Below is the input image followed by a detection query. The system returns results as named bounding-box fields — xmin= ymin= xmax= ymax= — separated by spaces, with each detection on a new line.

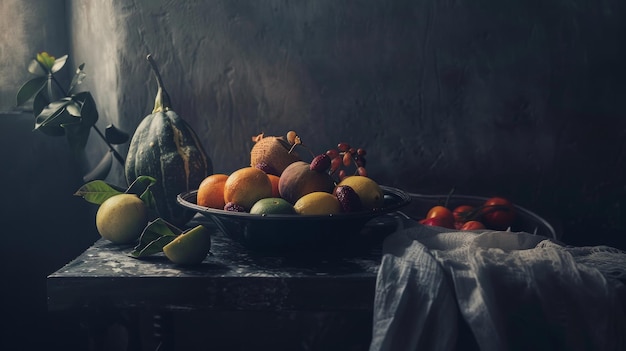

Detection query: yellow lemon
xmin=96 ymin=194 xmax=148 ymax=244
xmin=293 ymin=192 xmax=341 ymax=215
xmin=336 ymin=176 xmax=384 ymax=210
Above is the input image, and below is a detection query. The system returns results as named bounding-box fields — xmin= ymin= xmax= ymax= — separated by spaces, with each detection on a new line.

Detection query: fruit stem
xmin=288 ymin=143 xmax=315 ymax=158
xmin=146 ymin=54 xmax=172 ymax=113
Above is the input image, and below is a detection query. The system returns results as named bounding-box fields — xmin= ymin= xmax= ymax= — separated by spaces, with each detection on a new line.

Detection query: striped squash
xmin=125 ymin=55 xmax=212 ymax=227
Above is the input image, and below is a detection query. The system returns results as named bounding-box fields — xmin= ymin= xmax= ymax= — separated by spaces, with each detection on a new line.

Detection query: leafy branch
xmin=16 ymin=52 xmax=128 ymax=181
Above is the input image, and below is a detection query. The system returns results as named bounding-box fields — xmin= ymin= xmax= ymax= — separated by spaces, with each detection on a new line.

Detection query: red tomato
xmin=425 ymin=205 xmax=455 ymax=229
xmin=481 ymin=197 xmax=516 ymax=230
xmin=420 ymin=217 xmax=453 ymax=228
xmin=452 ymin=205 xmax=475 ymax=224
xmin=460 ymin=220 xmax=485 ymax=230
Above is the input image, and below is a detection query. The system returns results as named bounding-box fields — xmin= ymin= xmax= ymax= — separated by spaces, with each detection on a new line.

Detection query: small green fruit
xmin=249 ymin=198 xmax=296 ymax=215
xmin=163 ymin=225 xmax=212 ymax=265
xmin=96 ymin=194 xmax=148 ymax=244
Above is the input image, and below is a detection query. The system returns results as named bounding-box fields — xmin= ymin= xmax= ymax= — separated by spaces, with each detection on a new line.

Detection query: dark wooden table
xmin=47 ymin=216 xmax=399 ymax=350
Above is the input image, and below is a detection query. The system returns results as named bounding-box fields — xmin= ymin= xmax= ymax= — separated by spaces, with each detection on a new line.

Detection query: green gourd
xmin=125 ymin=55 xmax=212 ymax=227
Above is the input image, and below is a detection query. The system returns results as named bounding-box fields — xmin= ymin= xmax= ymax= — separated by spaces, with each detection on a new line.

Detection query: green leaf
xmin=105 ymin=124 xmax=130 ymax=145
xmin=33 ymin=90 xmax=50 ymax=116
xmin=51 ymin=54 xmax=68 ymax=74
xmin=126 ymin=176 xmax=159 ymax=216
xmin=73 ymin=180 xmax=123 ymax=205
xmin=37 ymin=52 xmax=55 ymax=70
xmin=16 ymin=76 xmax=47 ymax=107
xmin=36 ymin=109 xmax=75 ymax=135
xmin=126 ymin=176 xmax=157 ymax=196
xmin=68 ymin=63 xmax=86 ymax=93
xmin=28 ymin=59 xmax=45 ymax=75
xmin=66 ymin=101 xmax=81 ymax=117
xmin=75 ymin=91 xmax=98 ymax=127
xmin=34 ymin=99 xmax=73 ymax=130
xmin=34 ymin=98 xmax=78 ymax=138
xmin=37 ymin=124 xmax=66 ymax=137
xmin=33 ymin=91 xmax=66 ymax=136
xmin=130 ymin=218 xmax=181 ymax=258
xmin=140 ymin=189 xmax=159 ymax=218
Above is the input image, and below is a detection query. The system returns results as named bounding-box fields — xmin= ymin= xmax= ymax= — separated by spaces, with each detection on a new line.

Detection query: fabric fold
xmin=370 ymin=225 xmax=626 ymax=351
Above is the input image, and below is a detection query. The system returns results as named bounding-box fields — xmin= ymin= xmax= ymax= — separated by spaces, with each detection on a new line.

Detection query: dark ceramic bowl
xmin=177 ymin=186 xmax=411 ymax=253
xmin=399 ymin=193 xmax=558 ymax=240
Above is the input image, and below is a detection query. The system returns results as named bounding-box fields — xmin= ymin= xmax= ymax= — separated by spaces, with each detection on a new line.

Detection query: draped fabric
xmin=370 ymin=225 xmax=626 ymax=351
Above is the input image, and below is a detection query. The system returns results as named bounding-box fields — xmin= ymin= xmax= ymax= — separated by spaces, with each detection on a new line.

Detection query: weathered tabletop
xmin=47 ymin=217 xmax=397 ymax=313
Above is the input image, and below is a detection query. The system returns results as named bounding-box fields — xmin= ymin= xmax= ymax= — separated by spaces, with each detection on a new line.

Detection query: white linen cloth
xmin=369 ymin=223 xmax=626 ymax=351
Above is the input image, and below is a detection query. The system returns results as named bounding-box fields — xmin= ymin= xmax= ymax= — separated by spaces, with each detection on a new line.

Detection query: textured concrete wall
xmin=2 ymin=1 xmax=625 ymax=245
xmin=64 ymin=0 xmax=626 ymax=247
xmin=3 ymin=1 xmax=626 ymax=246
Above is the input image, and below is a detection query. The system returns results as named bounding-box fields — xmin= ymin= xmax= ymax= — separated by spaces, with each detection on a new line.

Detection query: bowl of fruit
xmin=178 ymin=185 xmax=411 ymax=253
xmin=177 ymin=132 xmax=414 ymax=253
xmin=182 ymin=131 xmax=547 ymax=252
xmin=400 ymin=193 xmax=557 ymax=240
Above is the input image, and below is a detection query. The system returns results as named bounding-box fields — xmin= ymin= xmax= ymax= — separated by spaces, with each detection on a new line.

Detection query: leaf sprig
xmin=16 ymin=52 xmax=129 ymax=181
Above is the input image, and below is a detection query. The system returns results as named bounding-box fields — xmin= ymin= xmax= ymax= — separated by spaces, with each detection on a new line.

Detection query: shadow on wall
xmin=0 ymin=112 xmax=99 ymax=350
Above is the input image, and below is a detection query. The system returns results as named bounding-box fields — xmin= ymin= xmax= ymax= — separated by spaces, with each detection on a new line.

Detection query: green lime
xmin=163 ymin=225 xmax=212 ymax=265
xmin=249 ymin=197 xmax=296 ymax=215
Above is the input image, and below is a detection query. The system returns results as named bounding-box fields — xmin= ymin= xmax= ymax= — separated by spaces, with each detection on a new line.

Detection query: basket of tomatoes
xmin=402 ymin=193 xmax=557 ymax=240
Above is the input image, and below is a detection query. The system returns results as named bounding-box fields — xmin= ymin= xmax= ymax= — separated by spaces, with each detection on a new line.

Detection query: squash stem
xmin=146 ymin=54 xmax=172 ymax=112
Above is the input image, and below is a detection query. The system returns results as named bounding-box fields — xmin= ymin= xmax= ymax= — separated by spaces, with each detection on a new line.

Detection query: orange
xmin=267 ymin=174 xmax=281 ymax=198
xmin=197 ymin=174 xmax=229 ymax=209
xmin=223 ymin=167 xmax=273 ymax=210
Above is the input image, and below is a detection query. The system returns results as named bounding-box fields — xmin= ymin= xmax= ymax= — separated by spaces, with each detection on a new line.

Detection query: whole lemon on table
xmin=336 ymin=176 xmax=384 ymax=210
xmin=96 ymin=194 xmax=148 ymax=244
xmin=293 ymin=192 xmax=342 ymax=215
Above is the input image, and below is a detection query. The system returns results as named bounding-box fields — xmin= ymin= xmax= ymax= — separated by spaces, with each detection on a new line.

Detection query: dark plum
xmin=334 ymin=185 xmax=363 ymax=213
